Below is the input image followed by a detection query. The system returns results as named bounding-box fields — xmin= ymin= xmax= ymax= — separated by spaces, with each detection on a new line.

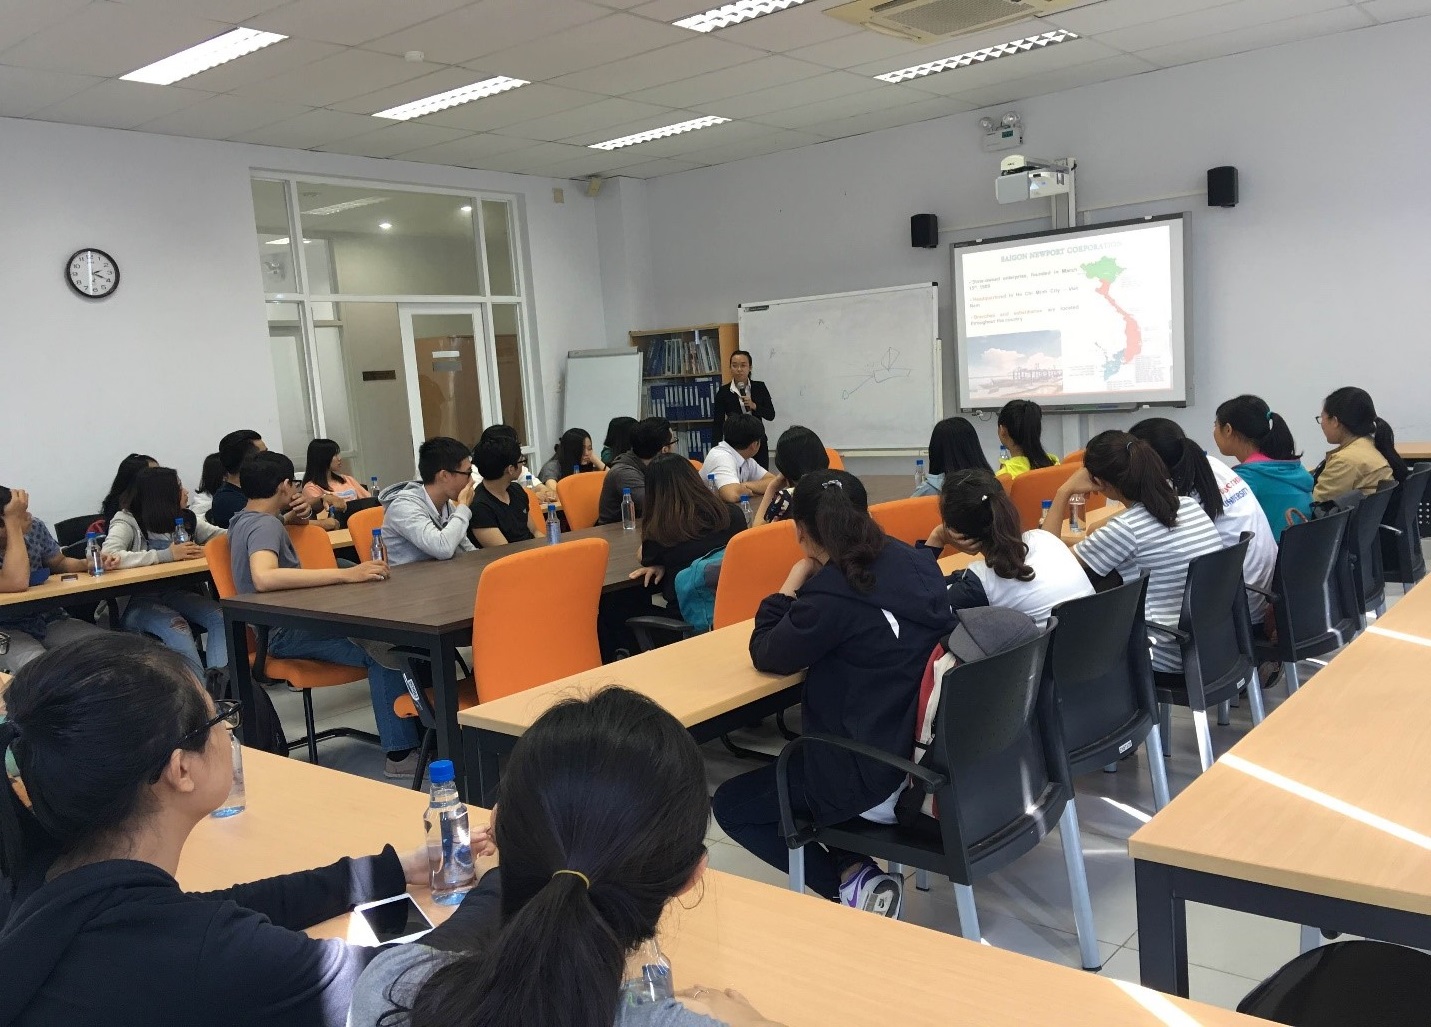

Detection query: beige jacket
xmin=1312 ymin=435 xmax=1392 ymax=502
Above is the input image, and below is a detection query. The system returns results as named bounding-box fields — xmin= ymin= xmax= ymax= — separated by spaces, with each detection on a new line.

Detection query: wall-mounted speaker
xmin=910 ymin=213 xmax=939 ymax=248
xmin=1207 ymin=166 xmax=1238 ymax=208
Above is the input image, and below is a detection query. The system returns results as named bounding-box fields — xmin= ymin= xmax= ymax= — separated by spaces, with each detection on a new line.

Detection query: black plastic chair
xmin=1380 ymin=464 xmax=1430 ymax=587
xmin=1048 ymin=576 xmax=1169 ymax=812
xmin=1150 ymin=538 xmax=1263 ymax=772
xmin=1251 ymin=508 xmax=1358 ymax=695
xmin=776 ymin=623 xmax=1102 ymax=971
xmin=1344 ymin=482 xmax=1396 ymax=620
xmin=53 ymin=513 xmax=102 ymax=556
xmin=1238 ymin=940 xmax=1431 ymax=1025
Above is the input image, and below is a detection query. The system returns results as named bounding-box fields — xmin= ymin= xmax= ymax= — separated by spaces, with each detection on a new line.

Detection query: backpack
xmin=896 ymin=641 xmax=959 ymax=821
xmin=204 ymin=667 xmax=289 ymax=757
xmin=674 ymin=547 xmax=725 ymax=633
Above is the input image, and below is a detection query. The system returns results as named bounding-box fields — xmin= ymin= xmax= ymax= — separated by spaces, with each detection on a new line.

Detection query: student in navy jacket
xmin=712 ymin=470 xmax=954 ymax=918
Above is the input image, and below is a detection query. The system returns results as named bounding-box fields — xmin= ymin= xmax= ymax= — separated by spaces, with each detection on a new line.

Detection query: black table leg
xmin=429 ymin=633 xmax=462 ymax=778
xmin=1135 ymin=859 xmax=1190 ymax=997
xmin=227 ymin=610 xmax=254 ymax=747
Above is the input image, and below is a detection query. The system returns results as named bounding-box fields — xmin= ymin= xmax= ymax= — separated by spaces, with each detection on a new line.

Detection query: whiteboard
xmin=738 ymin=283 xmax=940 ymax=452
xmin=562 ymin=348 xmax=642 ymax=447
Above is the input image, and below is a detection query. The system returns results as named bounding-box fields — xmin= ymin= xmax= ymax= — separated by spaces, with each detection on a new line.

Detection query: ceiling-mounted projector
xmin=996 ymin=154 xmax=1075 ymax=204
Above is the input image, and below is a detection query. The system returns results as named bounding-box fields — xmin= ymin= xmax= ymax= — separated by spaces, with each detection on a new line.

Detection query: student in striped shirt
xmin=1042 ymin=430 xmax=1223 ymax=675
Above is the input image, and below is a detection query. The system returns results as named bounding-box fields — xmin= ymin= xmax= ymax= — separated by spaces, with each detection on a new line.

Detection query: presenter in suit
xmin=712 ymin=349 xmax=775 ymax=468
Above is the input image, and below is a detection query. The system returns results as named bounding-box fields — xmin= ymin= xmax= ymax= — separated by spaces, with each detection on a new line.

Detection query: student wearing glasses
xmin=380 ymin=437 xmax=478 ymax=567
xmin=468 ymin=436 xmax=543 ymax=548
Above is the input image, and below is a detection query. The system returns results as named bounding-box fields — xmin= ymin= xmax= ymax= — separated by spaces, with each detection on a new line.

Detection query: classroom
xmin=3 ymin=2 xmax=1431 ymax=1024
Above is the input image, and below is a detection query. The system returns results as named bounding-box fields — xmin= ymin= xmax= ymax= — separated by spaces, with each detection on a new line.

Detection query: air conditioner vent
xmin=828 ymin=0 xmax=1085 ymax=44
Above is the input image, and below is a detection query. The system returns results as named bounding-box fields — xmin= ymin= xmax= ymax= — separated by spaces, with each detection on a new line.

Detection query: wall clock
xmin=66 ymin=248 xmax=120 ymax=299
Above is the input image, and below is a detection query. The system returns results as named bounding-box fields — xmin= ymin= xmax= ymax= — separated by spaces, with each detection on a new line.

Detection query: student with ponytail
xmin=712 ymin=471 xmax=953 ymax=919
xmin=1043 ymin=431 xmax=1222 ymax=674
xmin=1312 ymin=387 xmax=1406 ymax=503
xmin=923 ymin=467 xmax=1091 ymax=628
xmin=1212 ymin=395 xmax=1313 ymax=539
xmin=351 ymin=687 xmax=781 ymax=1027
xmin=996 ymin=399 xmax=1058 ymax=478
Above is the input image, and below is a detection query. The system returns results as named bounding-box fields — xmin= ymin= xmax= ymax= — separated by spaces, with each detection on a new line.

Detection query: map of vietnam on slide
xmin=1081 ymin=256 xmax=1143 ymax=381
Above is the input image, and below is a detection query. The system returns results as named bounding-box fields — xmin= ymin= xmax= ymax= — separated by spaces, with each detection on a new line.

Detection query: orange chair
xmin=555 ymin=470 xmax=606 ymax=530
xmin=346 ymin=505 xmax=384 ymax=552
xmin=997 ymin=472 xmax=1014 ymax=493
xmin=525 ymin=487 xmax=547 ymax=529
xmin=205 ymin=535 xmax=371 ymax=764
xmin=1008 ymin=464 xmax=1105 ymax=531
xmin=712 ymin=519 xmax=805 ymax=629
xmin=870 ymin=496 xmax=942 ymax=547
xmin=825 ymin=448 xmax=846 ymax=470
xmin=393 ymin=537 xmax=609 ymax=788
xmin=689 ymin=458 xmax=705 ymax=472
xmin=1064 ymin=449 xmax=1085 ymax=464
xmin=287 ymin=523 xmax=340 ymax=569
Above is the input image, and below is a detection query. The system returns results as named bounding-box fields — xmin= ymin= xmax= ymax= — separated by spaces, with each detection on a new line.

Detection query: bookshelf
xmin=629 ymin=323 xmax=738 ymax=460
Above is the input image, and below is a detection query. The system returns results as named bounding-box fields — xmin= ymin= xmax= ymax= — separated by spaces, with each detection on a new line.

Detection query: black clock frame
xmin=65 ymin=248 xmax=120 ymax=300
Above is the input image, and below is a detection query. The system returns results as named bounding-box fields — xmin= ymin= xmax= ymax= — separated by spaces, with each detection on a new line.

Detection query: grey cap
xmin=945 ymin=606 xmax=1041 ymax=664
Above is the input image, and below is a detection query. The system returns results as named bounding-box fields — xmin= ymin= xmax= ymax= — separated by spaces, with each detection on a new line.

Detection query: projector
xmin=996 ymin=154 xmax=1075 ymax=204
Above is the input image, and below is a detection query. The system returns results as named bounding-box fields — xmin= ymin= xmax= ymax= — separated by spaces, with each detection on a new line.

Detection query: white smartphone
xmin=351 ymin=893 xmax=434 ymax=946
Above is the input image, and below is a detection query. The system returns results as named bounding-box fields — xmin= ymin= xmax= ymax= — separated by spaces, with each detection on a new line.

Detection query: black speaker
xmin=910 ymin=213 xmax=939 ymax=248
xmin=1207 ymin=166 xmax=1238 ymax=208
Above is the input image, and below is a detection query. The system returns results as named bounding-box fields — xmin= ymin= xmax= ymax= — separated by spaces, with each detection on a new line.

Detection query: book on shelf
xmin=674 ymin=426 xmax=714 ymax=460
xmin=644 ymin=374 xmax=723 ymax=423
xmin=641 ymin=330 xmax=721 ymax=378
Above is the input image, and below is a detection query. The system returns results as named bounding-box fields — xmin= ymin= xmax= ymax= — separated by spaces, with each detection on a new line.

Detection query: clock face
xmin=66 ymin=248 xmax=120 ymax=299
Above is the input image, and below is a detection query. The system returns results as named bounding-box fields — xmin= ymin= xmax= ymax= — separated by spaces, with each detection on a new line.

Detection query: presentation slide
xmin=953 ymin=216 xmax=1187 ymax=409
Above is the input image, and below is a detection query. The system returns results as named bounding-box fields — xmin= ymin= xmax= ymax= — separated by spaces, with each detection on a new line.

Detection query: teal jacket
xmin=1235 ymin=459 xmax=1314 ymax=541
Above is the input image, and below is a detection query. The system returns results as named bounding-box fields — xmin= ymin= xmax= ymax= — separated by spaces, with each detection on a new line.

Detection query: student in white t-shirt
xmin=921 ymin=467 xmax=1092 ymax=628
xmin=1129 ymin=418 xmax=1276 ymax=625
xmin=700 ymin=413 xmax=775 ymax=504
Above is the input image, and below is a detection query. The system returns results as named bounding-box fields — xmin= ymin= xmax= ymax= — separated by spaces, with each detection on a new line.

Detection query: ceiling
xmin=0 ymin=0 xmax=1423 ymax=180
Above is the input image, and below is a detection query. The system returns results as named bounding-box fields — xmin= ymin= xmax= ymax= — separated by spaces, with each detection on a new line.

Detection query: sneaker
xmin=1258 ymin=660 xmax=1282 ymax=689
xmin=838 ymin=862 xmax=904 ymax=919
xmin=384 ymin=751 xmax=421 ymax=781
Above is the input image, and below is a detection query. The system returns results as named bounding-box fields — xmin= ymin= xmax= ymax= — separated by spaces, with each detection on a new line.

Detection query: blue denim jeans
xmin=121 ymin=591 xmax=229 ymax=676
xmin=267 ymin=627 xmax=420 ymax=753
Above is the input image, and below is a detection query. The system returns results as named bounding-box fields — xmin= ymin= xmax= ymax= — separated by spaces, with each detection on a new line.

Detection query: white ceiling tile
xmin=363 ymin=0 xmax=610 ymax=65
xmin=608 ymin=157 xmax=705 ymax=177
xmin=1358 ymin=0 xmax=1431 ymax=20
xmin=175 ymin=37 xmax=345 ymax=94
xmin=396 ymin=132 xmax=553 ymax=167
xmin=1134 ymin=6 xmax=1372 ymax=67
xmin=0 ymin=0 xmax=90 ymax=51
xmin=699 ymin=70 xmax=883 ymax=119
xmin=469 ymin=141 xmax=596 ymax=173
xmin=951 ymin=52 xmax=1157 ymax=106
xmin=248 ymin=0 xmax=476 ymax=46
xmin=1045 ymin=0 xmax=1243 ymax=36
xmin=417 ymin=83 xmax=611 ymax=132
xmin=588 ymin=0 xmax=653 ymax=7
xmin=801 ymin=95 xmax=979 ymax=139
xmin=528 ymin=149 xmax=649 ymax=179
xmin=667 ymin=119 xmax=787 ymax=150
xmin=747 ymin=83 xmax=924 ymax=128
xmin=231 ymin=48 xmax=447 ymax=106
xmin=0 ymin=4 xmax=231 ymax=78
xmin=626 ymin=54 xmax=827 ymax=107
xmin=26 ymin=78 xmax=214 ymax=130
xmin=547 ymin=36 xmax=767 ymax=94
xmin=662 ymin=127 xmax=826 ymax=165
xmin=316 ymin=121 xmax=479 ymax=157
xmin=706 ymin=4 xmax=866 ymax=51
xmin=136 ymin=94 xmax=314 ymax=139
xmin=476 ymin=13 xmax=695 ymax=81
xmin=784 ymin=26 xmax=936 ymax=69
xmin=1097 ymin=0 xmax=1351 ymax=52
xmin=0 ymin=64 xmax=102 ymax=118
xmin=629 ymin=0 xmax=712 ymax=19
xmin=228 ymin=107 xmax=383 ymax=148
xmin=886 ymin=36 xmax=1123 ymax=96
xmin=324 ymin=66 xmax=493 ymax=115
xmin=488 ymin=98 xmax=676 ymax=142
xmin=113 ymin=0 xmax=294 ymax=20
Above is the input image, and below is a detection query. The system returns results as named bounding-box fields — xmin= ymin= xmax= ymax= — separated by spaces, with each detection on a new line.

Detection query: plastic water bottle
xmin=521 ymin=469 xmax=535 ymax=489
xmin=619 ymin=939 xmax=675 ymax=1006
xmin=546 ymin=504 xmax=561 ymax=545
xmin=369 ymin=475 xmax=380 ymax=496
xmin=425 ymin=759 xmax=477 ymax=905
xmin=370 ymin=528 xmax=387 ymax=564
xmin=915 ymin=458 xmax=926 ymax=488
xmin=211 ymin=735 xmax=246 ymax=818
xmin=621 ymin=488 xmax=636 ymax=531
xmin=85 ymin=532 xmax=104 ymax=576
xmin=572 ymin=464 xmax=580 ymax=477
xmin=173 ymin=517 xmax=191 ymax=544
xmin=707 ymin=473 xmax=718 ymax=492
xmin=1040 ymin=499 xmax=1053 ymax=525
xmin=999 ymin=444 xmax=1011 ymax=463
xmin=740 ymin=494 xmax=753 ymax=526
xmin=1068 ymin=494 xmax=1086 ymax=535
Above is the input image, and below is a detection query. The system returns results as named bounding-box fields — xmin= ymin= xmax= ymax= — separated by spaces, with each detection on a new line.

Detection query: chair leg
xmin=1300 ymin=924 xmax=1323 ymax=953
xmin=1192 ymin=708 xmax=1215 ymax=772
xmin=1158 ymin=703 xmax=1172 ymax=757
xmin=720 ymin=734 xmax=776 ymax=763
xmin=916 ymin=868 xmax=931 ymax=892
xmin=1058 ymin=802 xmax=1103 ymax=971
xmin=1246 ymin=669 xmax=1266 ymax=726
xmin=887 ymin=862 xmax=904 ymax=876
xmin=788 ymin=845 xmax=806 ymax=895
xmin=775 ymin=710 xmax=799 ymax=741
xmin=302 ymin=690 xmax=319 ymax=765
xmin=410 ymin=729 xmax=435 ymax=791
xmin=1145 ymin=724 xmax=1171 ymax=812
xmin=953 ymin=883 xmax=981 ymax=942
xmin=1284 ymin=661 xmax=1301 ymax=694
xmin=1216 ymin=700 xmax=1230 ymax=727
xmin=1103 ymin=762 xmax=1118 ymax=773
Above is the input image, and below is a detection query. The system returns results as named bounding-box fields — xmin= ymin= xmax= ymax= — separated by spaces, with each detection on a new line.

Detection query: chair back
xmin=869 ymin=496 xmax=941 ymax=546
xmin=1237 ymin=939 xmax=1431 ymax=1023
xmin=689 ymin=458 xmax=704 ymax=473
xmin=1063 ymin=449 xmax=1085 ymax=464
xmin=556 ymin=470 xmax=607 ymax=530
xmin=54 ymin=514 xmax=102 ymax=548
xmin=712 ymin=519 xmax=804 ymax=629
xmin=1344 ymin=483 xmax=1396 ymax=615
xmin=347 ymin=506 xmax=384 ymax=552
xmin=205 ymin=535 xmax=238 ymax=600
xmin=996 ymin=472 xmax=1013 ymax=493
xmin=1264 ymin=507 xmax=1358 ymax=662
xmin=525 ymin=487 xmax=545 ymax=528
xmin=1177 ymin=538 xmax=1255 ymax=707
xmin=1008 ymin=464 xmax=1105 ymax=529
xmin=470 ymin=537 xmax=607 ymax=702
xmin=1381 ymin=464 xmax=1430 ymax=584
xmin=824 ymin=448 xmax=846 ymax=470
xmin=287 ymin=524 xmax=339 ymax=570
xmin=1048 ymin=576 xmax=1156 ymax=774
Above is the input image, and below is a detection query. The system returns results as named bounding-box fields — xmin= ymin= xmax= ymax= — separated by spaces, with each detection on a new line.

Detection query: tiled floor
xmin=269 ymin=580 xmax=1414 ymax=1013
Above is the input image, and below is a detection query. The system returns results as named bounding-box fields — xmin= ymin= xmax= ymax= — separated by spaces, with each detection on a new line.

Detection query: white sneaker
xmin=838 ymin=863 xmax=904 ymax=918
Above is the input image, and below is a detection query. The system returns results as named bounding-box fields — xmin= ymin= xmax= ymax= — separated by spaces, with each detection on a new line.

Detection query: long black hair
xmin=1320 ymin=387 xmax=1408 ymax=483
xmin=1129 ymin=418 xmax=1224 ymax=522
xmin=788 ymin=470 xmax=885 ymax=593
xmin=602 ymin=417 xmax=637 ymax=459
xmin=128 ymin=466 xmax=194 ymax=536
xmin=100 ymin=453 xmax=156 ymax=522
xmin=773 ymin=425 xmax=829 ymax=482
xmin=0 ymin=635 xmax=212 ymax=887
xmin=1083 ymin=430 xmax=1181 ymax=528
xmin=551 ymin=428 xmax=591 ymax=478
xmin=940 ymin=468 xmax=1033 ymax=581
xmin=998 ymin=400 xmax=1054 ymax=470
xmin=403 ymin=688 xmax=709 ymax=1027
xmin=196 ymin=452 xmax=225 ymax=497
xmin=928 ymin=416 xmax=992 ymax=476
xmin=640 ymin=453 xmax=730 ymax=548
xmin=1215 ymin=395 xmax=1300 ymax=461
xmin=301 ymin=438 xmax=344 ymax=491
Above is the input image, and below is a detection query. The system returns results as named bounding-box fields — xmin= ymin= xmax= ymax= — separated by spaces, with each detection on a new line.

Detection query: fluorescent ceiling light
xmin=265 ymin=237 xmax=290 ymax=245
xmin=121 ymin=27 xmax=287 ymax=85
xmin=460 ymin=205 xmax=473 ymax=213
xmin=589 ymin=116 xmax=730 ymax=151
xmin=674 ymin=0 xmax=811 ymax=33
xmin=378 ymin=222 xmax=393 ymax=230
xmin=302 ymin=197 xmax=386 ymax=216
xmin=874 ymin=29 xmax=1079 ymax=84
xmin=373 ymin=76 xmax=528 ymax=121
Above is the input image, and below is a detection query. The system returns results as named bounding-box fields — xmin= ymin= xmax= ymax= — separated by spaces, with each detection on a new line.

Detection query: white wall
xmin=0 ymin=116 xmax=607 ymax=524
xmin=636 ymin=17 xmax=1431 ymax=472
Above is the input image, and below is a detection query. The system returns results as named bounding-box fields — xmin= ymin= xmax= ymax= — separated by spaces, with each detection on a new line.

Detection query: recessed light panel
xmin=121 ymin=27 xmax=287 ymax=85
xmin=874 ymin=29 xmax=1079 ymax=84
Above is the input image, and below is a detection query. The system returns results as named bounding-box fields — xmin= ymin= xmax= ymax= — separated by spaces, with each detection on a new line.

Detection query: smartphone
xmin=351 ymin=894 xmax=434 ymax=946
xmin=60 ymin=574 xmax=79 ymax=582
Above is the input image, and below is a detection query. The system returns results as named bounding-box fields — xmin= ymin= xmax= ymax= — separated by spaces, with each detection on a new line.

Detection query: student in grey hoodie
xmin=379 ymin=437 xmax=478 ymax=567
xmin=596 ymin=417 xmax=675 ymax=525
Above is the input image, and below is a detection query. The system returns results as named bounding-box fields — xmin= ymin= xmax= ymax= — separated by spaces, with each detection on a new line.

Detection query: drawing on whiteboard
xmin=841 ymin=347 xmax=912 ymax=399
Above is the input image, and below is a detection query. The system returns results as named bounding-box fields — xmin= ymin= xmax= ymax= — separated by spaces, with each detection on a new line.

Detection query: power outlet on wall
xmin=552 ymin=187 xmax=564 ymax=204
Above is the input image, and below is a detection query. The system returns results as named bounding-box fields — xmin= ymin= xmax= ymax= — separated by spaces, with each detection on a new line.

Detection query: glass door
xmin=397 ymin=304 xmax=499 ymax=463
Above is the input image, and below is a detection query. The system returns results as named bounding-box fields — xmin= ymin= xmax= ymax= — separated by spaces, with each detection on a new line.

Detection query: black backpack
xmin=204 ymin=668 xmax=288 ymax=757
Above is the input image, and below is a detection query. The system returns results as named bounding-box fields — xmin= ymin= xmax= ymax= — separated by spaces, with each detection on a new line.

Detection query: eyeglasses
xmin=180 ymin=700 xmax=241 ymax=747
xmin=1314 ymin=414 xmax=1326 ymax=424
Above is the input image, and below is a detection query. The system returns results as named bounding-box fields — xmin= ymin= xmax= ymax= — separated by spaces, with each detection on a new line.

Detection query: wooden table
xmin=327 ymin=529 xmax=352 ymax=550
xmin=1396 ymin=442 xmax=1431 ymax=462
xmin=183 ymin=750 xmax=1261 ymax=1026
xmin=0 ymin=559 xmax=211 ymax=613
xmin=1130 ymin=628 xmax=1431 ymax=996
xmin=861 ymin=474 xmax=914 ymax=506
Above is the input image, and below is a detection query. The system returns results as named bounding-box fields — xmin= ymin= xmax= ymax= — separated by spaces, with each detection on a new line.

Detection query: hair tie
xmin=552 ymin=869 xmax=590 ymax=889
xmin=819 ymin=478 xmax=844 ymax=491
xmin=980 ymin=494 xmax=989 ymax=503
xmin=1266 ymin=411 xmax=1275 ymax=424
xmin=1126 ymin=440 xmax=1135 ymax=452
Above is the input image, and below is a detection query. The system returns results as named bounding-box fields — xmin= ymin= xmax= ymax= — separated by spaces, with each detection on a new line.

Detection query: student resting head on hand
xmin=756 ymin=425 xmax=829 ymax=524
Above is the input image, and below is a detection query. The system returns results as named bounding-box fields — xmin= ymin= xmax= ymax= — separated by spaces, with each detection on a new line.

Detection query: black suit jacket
xmin=712 ymin=380 xmax=775 ymax=466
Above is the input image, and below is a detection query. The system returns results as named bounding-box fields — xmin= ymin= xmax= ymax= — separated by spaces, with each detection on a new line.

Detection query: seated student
xmin=1213 ymin=395 xmax=1314 ymax=540
xmin=0 ymin=634 xmax=434 ymax=1026
xmin=755 ymin=425 xmax=829 ymax=523
xmin=631 ymin=453 xmax=745 ymax=621
xmin=98 ymin=452 xmax=157 ymax=527
xmin=712 ymin=471 xmax=954 ymax=917
xmin=996 ymin=399 xmax=1058 ymax=479
xmin=228 ymin=451 xmax=421 ymax=778
xmin=299 ymin=438 xmax=370 ymax=519
xmin=188 ymin=452 xmax=225 ymax=524
xmin=913 ymin=416 xmax=991 ymax=498
xmin=469 ymin=436 xmax=542 ymax=548
xmin=600 ymin=415 xmax=638 ymax=466
xmin=349 ymin=687 xmax=782 ymax=1027
xmin=380 ymin=437 xmax=478 ymax=567
xmin=1043 ymin=431 xmax=1223 ymax=677
xmin=0 ymin=487 xmax=114 ymax=675
xmin=923 ymin=467 xmax=1092 ymax=628
xmin=701 ymin=413 xmax=776 ymax=504
xmin=102 ymin=466 xmax=228 ymax=680
xmin=1312 ymin=386 xmax=1407 ymax=503
xmin=596 ymin=417 xmax=673 ymax=525
xmin=206 ymin=429 xmax=264 ymax=528
xmin=538 ymin=428 xmax=606 ymax=490
xmin=1129 ymin=418 xmax=1277 ymax=625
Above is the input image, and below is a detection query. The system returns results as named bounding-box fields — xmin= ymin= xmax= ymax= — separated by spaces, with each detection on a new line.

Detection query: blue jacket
xmin=1235 ymin=459 xmax=1314 ymax=541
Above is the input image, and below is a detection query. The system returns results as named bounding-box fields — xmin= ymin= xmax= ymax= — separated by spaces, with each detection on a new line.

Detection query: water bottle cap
xmin=372 ymin=528 xmax=382 ymax=536
xmin=547 ymin=504 xmax=556 ymax=511
xmin=622 ymin=487 xmax=631 ymax=495
xmin=1041 ymin=500 xmax=1052 ymax=509
xmin=86 ymin=531 xmax=97 ymax=538
xmin=175 ymin=517 xmax=184 ymax=524
xmin=429 ymin=759 xmax=455 ymax=784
